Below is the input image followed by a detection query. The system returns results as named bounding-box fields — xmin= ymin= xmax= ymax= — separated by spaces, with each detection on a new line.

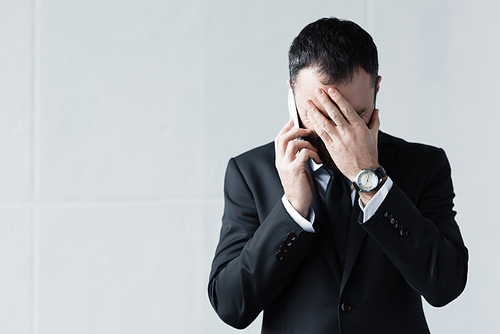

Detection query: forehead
xmin=294 ymin=67 xmax=375 ymax=111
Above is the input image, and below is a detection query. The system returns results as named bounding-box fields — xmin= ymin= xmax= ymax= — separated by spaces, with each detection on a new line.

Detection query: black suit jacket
xmin=208 ymin=132 xmax=468 ymax=333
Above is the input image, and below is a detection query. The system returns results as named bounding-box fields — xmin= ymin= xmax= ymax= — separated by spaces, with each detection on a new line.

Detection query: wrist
xmin=285 ymin=195 xmax=310 ymax=219
xmin=295 ymin=206 xmax=310 ymax=219
xmin=359 ymin=176 xmax=388 ymax=205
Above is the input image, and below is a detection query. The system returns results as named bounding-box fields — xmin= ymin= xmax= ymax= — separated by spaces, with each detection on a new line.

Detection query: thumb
xmin=368 ymin=109 xmax=380 ymax=143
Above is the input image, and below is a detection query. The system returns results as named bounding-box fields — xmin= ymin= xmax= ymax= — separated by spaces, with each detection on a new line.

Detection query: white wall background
xmin=0 ymin=0 xmax=496 ymax=333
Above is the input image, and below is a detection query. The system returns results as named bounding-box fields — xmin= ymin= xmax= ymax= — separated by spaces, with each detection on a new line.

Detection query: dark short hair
xmin=288 ymin=17 xmax=379 ymax=89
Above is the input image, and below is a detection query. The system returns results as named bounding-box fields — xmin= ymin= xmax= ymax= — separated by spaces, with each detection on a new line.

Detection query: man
xmin=208 ymin=17 xmax=468 ymax=333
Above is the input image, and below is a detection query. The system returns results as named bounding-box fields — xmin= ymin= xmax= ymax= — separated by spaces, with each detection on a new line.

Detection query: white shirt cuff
xmin=281 ymin=195 xmax=316 ymax=233
xmin=358 ymin=177 xmax=393 ymax=223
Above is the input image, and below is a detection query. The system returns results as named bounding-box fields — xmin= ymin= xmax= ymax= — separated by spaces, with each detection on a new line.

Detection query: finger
xmin=285 ymin=139 xmax=318 ymax=160
xmin=305 ymin=99 xmax=336 ymax=144
xmin=281 ymin=127 xmax=312 ymax=143
xmin=314 ymin=88 xmax=347 ymax=126
xmin=275 ymin=119 xmax=294 ymax=152
xmin=294 ymin=147 xmax=322 ymax=165
xmin=327 ymin=88 xmax=363 ymax=125
xmin=310 ymin=151 xmax=323 ymax=165
xmin=275 ymin=119 xmax=309 ymax=156
xmin=277 ymin=127 xmax=311 ymax=154
xmin=310 ymin=118 xmax=335 ymax=149
xmin=276 ymin=118 xmax=294 ymax=140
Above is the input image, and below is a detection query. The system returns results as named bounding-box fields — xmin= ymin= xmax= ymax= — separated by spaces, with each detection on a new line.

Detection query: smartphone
xmin=288 ymin=88 xmax=300 ymax=129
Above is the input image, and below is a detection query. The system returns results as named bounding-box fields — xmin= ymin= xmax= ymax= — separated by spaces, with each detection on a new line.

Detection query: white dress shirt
xmin=281 ymin=160 xmax=393 ymax=233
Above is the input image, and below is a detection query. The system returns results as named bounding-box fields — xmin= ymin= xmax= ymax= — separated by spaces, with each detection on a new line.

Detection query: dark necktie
xmin=323 ymin=167 xmax=352 ymax=269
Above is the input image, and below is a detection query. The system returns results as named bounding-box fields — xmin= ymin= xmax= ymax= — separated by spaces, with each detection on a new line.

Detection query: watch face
xmin=358 ymin=170 xmax=377 ymax=191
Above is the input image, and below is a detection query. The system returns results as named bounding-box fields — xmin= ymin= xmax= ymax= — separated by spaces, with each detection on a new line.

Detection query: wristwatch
xmin=352 ymin=166 xmax=387 ymax=192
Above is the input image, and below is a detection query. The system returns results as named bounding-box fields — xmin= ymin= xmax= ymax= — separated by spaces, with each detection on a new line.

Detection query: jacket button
xmin=384 ymin=212 xmax=393 ymax=219
xmin=275 ymin=251 xmax=284 ymax=260
xmin=287 ymin=232 xmax=297 ymax=241
xmin=279 ymin=244 xmax=288 ymax=252
xmin=340 ymin=302 xmax=352 ymax=313
xmin=283 ymin=237 xmax=293 ymax=247
xmin=400 ymin=229 xmax=409 ymax=237
xmin=389 ymin=217 xmax=397 ymax=225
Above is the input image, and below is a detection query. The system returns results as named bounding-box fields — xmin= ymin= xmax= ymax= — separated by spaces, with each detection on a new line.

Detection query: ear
xmin=286 ymin=79 xmax=291 ymax=89
xmin=376 ymin=76 xmax=382 ymax=93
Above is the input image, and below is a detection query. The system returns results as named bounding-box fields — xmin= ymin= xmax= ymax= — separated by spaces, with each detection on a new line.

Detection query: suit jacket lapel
xmin=306 ymin=161 xmax=343 ymax=283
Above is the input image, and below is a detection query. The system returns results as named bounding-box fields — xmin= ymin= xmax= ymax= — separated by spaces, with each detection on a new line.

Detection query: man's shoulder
xmin=225 ymin=142 xmax=279 ymax=186
xmin=233 ymin=142 xmax=275 ymax=163
xmin=379 ymin=131 xmax=450 ymax=176
xmin=225 ymin=142 xmax=277 ymax=179
xmin=379 ymin=131 xmax=443 ymax=155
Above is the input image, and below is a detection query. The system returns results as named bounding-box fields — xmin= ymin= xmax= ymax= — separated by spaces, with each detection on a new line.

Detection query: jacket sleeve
xmin=207 ymin=157 xmax=317 ymax=329
xmin=362 ymin=148 xmax=468 ymax=307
